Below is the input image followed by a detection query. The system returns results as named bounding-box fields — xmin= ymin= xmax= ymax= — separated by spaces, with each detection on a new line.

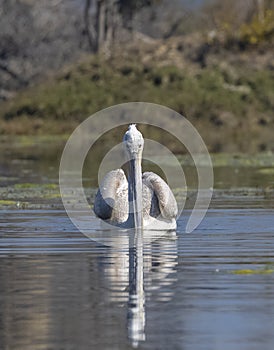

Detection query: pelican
xmin=94 ymin=124 xmax=178 ymax=230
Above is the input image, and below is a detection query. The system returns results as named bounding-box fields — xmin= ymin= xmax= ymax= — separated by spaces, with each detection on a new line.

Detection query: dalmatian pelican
xmin=94 ymin=124 xmax=178 ymax=230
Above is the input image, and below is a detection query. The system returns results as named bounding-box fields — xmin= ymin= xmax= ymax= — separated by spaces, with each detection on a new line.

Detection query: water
xmin=0 ymin=138 xmax=274 ymax=349
xmin=1 ymin=207 xmax=274 ymax=350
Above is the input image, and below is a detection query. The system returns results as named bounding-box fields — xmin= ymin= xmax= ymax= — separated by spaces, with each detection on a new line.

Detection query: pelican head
xmin=123 ymin=124 xmax=144 ymax=160
xmin=123 ymin=124 xmax=144 ymax=229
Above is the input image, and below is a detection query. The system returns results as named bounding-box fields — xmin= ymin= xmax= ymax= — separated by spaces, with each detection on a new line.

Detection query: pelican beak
xmin=129 ymin=156 xmax=143 ymax=229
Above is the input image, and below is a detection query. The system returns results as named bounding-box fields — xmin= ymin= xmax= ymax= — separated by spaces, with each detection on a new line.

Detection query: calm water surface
xmin=1 ymin=207 xmax=274 ymax=350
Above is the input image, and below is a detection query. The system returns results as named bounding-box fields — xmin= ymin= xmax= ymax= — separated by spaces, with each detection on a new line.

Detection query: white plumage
xmin=94 ymin=124 xmax=177 ymax=230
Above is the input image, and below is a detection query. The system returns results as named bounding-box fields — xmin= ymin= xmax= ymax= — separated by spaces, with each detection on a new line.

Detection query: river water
xmin=0 ymin=138 xmax=274 ymax=350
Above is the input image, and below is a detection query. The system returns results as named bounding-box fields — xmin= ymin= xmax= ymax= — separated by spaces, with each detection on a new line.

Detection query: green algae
xmin=14 ymin=183 xmax=40 ymax=189
xmin=257 ymin=168 xmax=274 ymax=175
xmin=14 ymin=183 xmax=58 ymax=190
xmin=0 ymin=200 xmax=18 ymax=206
xmin=43 ymin=193 xmax=61 ymax=199
xmin=231 ymin=268 xmax=274 ymax=275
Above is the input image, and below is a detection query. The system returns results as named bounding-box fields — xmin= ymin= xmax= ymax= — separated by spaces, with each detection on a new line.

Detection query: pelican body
xmin=94 ymin=124 xmax=178 ymax=230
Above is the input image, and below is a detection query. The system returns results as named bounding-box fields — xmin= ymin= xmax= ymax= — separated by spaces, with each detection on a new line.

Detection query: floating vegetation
xmin=42 ymin=183 xmax=59 ymax=190
xmin=14 ymin=183 xmax=58 ymax=190
xmin=257 ymin=168 xmax=274 ymax=175
xmin=0 ymin=176 xmax=18 ymax=182
xmin=43 ymin=193 xmax=61 ymax=199
xmin=14 ymin=183 xmax=40 ymax=189
xmin=231 ymin=268 xmax=274 ymax=275
xmin=0 ymin=200 xmax=18 ymax=206
xmin=0 ymin=182 xmax=62 ymax=209
xmin=0 ymin=182 xmax=99 ymax=210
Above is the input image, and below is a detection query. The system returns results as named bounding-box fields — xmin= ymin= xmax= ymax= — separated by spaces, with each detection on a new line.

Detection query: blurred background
xmin=0 ymin=0 xmax=274 ymax=153
xmin=1 ymin=5 xmax=274 ymax=350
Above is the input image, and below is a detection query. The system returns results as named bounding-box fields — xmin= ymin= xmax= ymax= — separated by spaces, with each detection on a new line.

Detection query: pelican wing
xmin=94 ymin=169 xmax=128 ymax=223
xmin=142 ymin=172 xmax=178 ymax=220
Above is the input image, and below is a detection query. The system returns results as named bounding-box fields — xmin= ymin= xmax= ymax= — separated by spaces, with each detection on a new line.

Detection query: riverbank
xmin=0 ymin=35 xmax=274 ymax=153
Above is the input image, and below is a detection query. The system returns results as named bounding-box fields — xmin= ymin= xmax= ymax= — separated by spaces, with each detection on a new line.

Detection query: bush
xmin=240 ymin=10 xmax=274 ymax=46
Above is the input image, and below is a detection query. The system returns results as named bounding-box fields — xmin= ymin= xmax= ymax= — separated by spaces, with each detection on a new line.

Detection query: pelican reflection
xmin=98 ymin=229 xmax=178 ymax=347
